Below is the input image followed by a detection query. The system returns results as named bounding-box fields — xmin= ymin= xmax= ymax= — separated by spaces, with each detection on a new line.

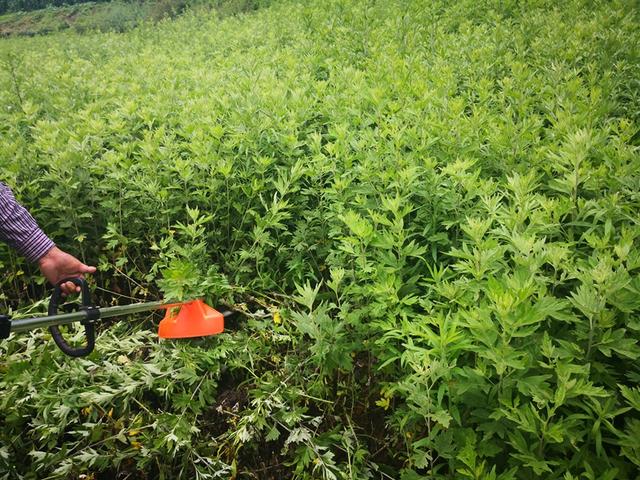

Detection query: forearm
xmin=0 ymin=182 xmax=55 ymax=262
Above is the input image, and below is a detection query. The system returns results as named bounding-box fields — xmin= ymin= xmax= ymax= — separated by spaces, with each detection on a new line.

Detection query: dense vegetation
xmin=1 ymin=0 xmax=639 ymax=478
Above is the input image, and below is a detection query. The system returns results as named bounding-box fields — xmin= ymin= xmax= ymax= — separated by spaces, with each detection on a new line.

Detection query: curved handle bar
xmin=48 ymin=278 xmax=96 ymax=357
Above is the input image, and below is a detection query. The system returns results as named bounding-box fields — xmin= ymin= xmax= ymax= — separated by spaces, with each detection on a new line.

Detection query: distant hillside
xmin=0 ymin=0 xmax=109 ymax=15
xmin=0 ymin=0 xmax=267 ymax=37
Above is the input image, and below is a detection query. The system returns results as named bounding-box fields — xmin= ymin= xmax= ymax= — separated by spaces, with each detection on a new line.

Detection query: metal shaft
xmin=9 ymin=300 xmax=170 ymax=334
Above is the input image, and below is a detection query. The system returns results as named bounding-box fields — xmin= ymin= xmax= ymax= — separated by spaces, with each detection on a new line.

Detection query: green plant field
xmin=1 ymin=0 xmax=639 ymax=478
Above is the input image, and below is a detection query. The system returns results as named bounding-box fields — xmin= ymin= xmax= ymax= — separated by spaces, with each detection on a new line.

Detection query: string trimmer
xmin=0 ymin=278 xmax=229 ymax=357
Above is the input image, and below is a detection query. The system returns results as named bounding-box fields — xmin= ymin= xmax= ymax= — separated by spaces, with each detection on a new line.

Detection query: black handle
xmin=48 ymin=278 xmax=97 ymax=357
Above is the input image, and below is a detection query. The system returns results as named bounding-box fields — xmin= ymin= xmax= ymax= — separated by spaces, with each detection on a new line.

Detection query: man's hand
xmin=38 ymin=246 xmax=96 ymax=296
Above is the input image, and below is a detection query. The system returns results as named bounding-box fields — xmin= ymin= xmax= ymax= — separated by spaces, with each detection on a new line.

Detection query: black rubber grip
xmin=48 ymin=278 xmax=97 ymax=357
xmin=0 ymin=315 xmax=11 ymax=339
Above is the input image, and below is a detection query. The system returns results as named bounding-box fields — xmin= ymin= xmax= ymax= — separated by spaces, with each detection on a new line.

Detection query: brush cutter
xmin=0 ymin=278 xmax=228 ymax=357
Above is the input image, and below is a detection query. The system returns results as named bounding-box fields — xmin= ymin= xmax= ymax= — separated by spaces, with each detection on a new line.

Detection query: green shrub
xmin=0 ymin=0 xmax=639 ymax=478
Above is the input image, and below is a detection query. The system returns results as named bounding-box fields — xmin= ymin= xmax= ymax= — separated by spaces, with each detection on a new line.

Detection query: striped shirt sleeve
xmin=0 ymin=182 xmax=55 ymax=262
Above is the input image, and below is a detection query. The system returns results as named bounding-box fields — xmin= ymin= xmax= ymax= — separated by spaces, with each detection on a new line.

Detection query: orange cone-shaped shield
xmin=158 ymin=300 xmax=224 ymax=339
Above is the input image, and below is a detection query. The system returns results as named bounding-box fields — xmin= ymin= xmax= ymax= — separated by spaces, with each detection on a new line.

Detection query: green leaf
xmin=619 ymin=385 xmax=640 ymax=411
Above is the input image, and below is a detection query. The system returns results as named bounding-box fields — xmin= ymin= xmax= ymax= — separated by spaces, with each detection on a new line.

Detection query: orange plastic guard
xmin=158 ymin=299 xmax=224 ymax=339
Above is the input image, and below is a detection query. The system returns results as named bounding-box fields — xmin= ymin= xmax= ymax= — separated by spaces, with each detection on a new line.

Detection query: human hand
xmin=38 ymin=246 xmax=96 ymax=296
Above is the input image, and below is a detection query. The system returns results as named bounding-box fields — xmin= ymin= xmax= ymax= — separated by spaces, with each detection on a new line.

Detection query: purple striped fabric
xmin=0 ymin=182 xmax=55 ymax=262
